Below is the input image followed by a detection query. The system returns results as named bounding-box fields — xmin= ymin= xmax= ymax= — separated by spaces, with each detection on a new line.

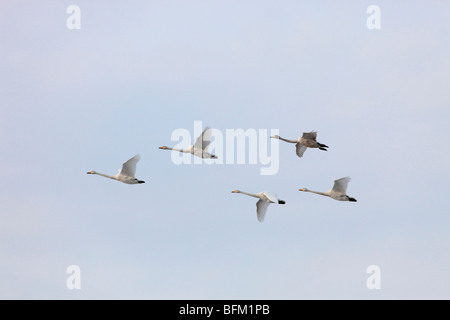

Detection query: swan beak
xmin=159 ymin=146 xmax=166 ymax=149
xmin=87 ymin=171 xmax=93 ymax=174
xmin=231 ymin=190 xmax=238 ymax=193
xmin=299 ymin=188 xmax=304 ymax=191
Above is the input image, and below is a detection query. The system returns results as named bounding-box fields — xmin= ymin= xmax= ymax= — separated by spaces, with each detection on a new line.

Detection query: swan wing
xmin=261 ymin=191 xmax=278 ymax=203
xmin=295 ymin=143 xmax=307 ymax=157
xmin=332 ymin=177 xmax=351 ymax=194
xmin=194 ymin=127 xmax=213 ymax=152
xmin=256 ymin=199 xmax=270 ymax=222
xmin=120 ymin=154 xmax=141 ymax=178
xmin=302 ymin=131 xmax=317 ymax=141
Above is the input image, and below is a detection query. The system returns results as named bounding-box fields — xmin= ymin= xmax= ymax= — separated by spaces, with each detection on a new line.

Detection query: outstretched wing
xmin=295 ymin=143 xmax=307 ymax=157
xmin=261 ymin=191 xmax=278 ymax=203
xmin=256 ymin=199 xmax=270 ymax=222
xmin=302 ymin=131 xmax=317 ymax=141
xmin=120 ymin=154 xmax=141 ymax=178
xmin=332 ymin=177 xmax=351 ymax=194
xmin=194 ymin=127 xmax=213 ymax=151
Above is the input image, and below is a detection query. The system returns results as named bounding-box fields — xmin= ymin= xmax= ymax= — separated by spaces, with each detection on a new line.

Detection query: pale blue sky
xmin=0 ymin=1 xmax=449 ymax=299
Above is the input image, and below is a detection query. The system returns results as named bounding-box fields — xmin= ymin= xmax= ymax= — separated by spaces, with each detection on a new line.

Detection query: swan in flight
xmin=299 ymin=177 xmax=357 ymax=202
xmin=87 ymin=154 xmax=145 ymax=184
xmin=231 ymin=190 xmax=286 ymax=222
xmin=159 ymin=126 xmax=218 ymax=159
xmin=270 ymin=131 xmax=328 ymax=157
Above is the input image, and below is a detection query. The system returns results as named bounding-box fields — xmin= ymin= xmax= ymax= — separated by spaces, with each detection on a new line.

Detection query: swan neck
xmin=95 ymin=172 xmax=116 ymax=180
xmin=278 ymin=136 xmax=298 ymax=143
xmin=166 ymin=147 xmax=187 ymax=152
xmin=239 ymin=191 xmax=260 ymax=198
xmin=308 ymin=190 xmax=330 ymax=197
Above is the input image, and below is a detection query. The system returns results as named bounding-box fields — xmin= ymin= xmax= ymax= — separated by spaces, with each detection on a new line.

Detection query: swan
xmin=159 ymin=126 xmax=218 ymax=159
xmin=231 ymin=190 xmax=286 ymax=222
xmin=299 ymin=177 xmax=357 ymax=202
xmin=270 ymin=131 xmax=328 ymax=157
xmin=87 ymin=154 xmax=145 ymax=184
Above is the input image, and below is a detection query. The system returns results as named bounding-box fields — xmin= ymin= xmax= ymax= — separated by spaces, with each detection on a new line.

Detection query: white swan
xmin=87 ymin=154 xmax=145 ymax=184
xmin=159 ymin=126 xmax=218 ymax=159
xmin=299 ymin=177 xmax=357 ymax=202
xmin=270 ymin=131 xmax=328 ymax=157
xmin=231 ymin=190 xmax=286 ymax=222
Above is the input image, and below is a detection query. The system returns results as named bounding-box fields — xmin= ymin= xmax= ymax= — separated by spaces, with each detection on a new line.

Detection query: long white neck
xmin=277 ymin=136 xmax=298 ymax=144
xmin=94 ymin=172 xmax=117 ymax=180
xmin=168 ymin=147 xmax=190 ymax=153
xmin=238 ymin=191 xmax=260 ymax=198
xmin=306 ymin=189 xmax=331 ymax=197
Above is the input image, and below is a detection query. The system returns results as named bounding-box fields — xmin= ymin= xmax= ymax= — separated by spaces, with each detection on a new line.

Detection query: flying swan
xmin=299 ymin=177 xmax=357 ymax=202
xmin=159 ymin=126 xmax=218 ymax=159
xmin=271 ymin=131 xmax=328 ymax=157
xmin=231 ymin=190 xmax=286 ymax=222
xmin=87 ymin=154 xmax=145 ymax=184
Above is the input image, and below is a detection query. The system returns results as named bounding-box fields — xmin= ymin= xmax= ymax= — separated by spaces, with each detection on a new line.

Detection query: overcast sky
xmin=0 ymin=1 xmax=449 ymax=299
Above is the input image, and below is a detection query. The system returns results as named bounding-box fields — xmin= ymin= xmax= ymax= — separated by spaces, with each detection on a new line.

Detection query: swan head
xmin=87 ymin=170 xmax=96 ymax=174
xmin=159 ymin=146 xmax=169 ymax=150
xmin=270 ymin=135 xmax=280 ymax=139
xmin=231 ymin=190 xmax=241 ymax=193
xmin=299 ymin=188 xmax=308 ymax=192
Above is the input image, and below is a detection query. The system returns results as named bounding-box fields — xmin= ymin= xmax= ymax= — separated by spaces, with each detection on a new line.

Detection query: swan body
xmin=299 ymin=177 xmax=357 ymax=202
xmin=270 ymin=131 xmax=328 ymax=157
xmin=159 ymin=126 xmax=218 ymax=159
xmin=87 ymin=154 xmax=145 ymax=184
xmin=231 ymin=190 xmax=286 ymax=222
